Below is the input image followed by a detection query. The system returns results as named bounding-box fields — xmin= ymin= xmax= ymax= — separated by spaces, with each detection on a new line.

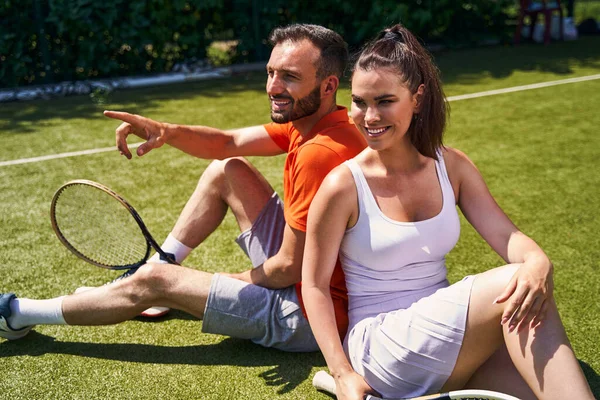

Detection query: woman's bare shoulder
xmin=319 ymin=162 xmax=358 ymax=199
xmin=441 ymin=146 xmax=481 ymax=177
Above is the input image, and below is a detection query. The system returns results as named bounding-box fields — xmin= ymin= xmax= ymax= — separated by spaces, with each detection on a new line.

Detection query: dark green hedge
xmin=1 ymin=0 xmax=226 ymax=88
xmin=1 ymin=0 xmax=513 ymax=88
xmin=229 ymin=0 xmax=514 ymax=62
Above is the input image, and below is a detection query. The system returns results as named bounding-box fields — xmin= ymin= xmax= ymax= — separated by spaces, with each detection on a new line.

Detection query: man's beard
xmin=270 ymin=85 xmax=321 ymax=124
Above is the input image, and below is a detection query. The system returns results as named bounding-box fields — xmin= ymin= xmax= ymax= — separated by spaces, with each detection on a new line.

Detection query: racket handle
xmin=313 ymin=371 xmax=336 ymax=395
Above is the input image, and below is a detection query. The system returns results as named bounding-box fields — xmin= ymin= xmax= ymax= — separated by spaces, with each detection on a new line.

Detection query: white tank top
xmin=340 ymin=152 xmax=460 ymax=326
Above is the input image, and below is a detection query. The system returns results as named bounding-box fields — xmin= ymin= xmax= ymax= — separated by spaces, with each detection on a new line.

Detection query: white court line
xmin=446 ymin=73 xmax=600 ymax=101
xmin=0 ymin=143 xmax=141 ymax=167
xmin=2 ymin=73 xmax=600 ymax=168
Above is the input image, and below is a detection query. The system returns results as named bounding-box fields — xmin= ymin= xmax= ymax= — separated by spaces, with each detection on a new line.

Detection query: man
xmin=0 ymin=24 xmax=366 ymax=351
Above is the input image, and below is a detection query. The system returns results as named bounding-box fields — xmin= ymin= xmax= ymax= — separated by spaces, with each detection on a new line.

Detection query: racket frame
xmin=51 ymin=179 xmax=176 ymax=270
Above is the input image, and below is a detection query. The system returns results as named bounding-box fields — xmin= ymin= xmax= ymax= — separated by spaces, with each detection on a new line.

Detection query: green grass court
xmin=1 ymin=37 xmax=600 ymax=399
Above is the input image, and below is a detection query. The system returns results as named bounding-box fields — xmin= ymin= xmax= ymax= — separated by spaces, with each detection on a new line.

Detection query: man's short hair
xmin=268 ymin=24 xmax=348 ymax=80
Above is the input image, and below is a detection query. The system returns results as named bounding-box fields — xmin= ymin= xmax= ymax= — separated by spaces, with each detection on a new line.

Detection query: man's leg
xmin=76 ymin=157 xmax=276 ymax=316
xmin=142 ymin=157 xmax=276 ymax=317
xmin=169 ymin=157 xmax=275 ymax=251
xmin=3 ymin=262 xmax=318 ymax=351
xmin=201 ymin=274 xmax=318 ymax=352
xmin=3 ymin=264 xmax=214 ymax=331
xmin=64 ymin=264 xmax=214 ymax=324
xmin=1 ymin=157 xmax=293 ymax=340
xmin=2 ymin=187 xmax=315 ymax=350
xmin=199 ymin=184 xmax=316 ymax=352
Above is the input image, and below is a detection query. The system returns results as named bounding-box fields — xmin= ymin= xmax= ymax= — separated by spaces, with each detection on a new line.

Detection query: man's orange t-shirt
xmin=264 ymin=106 xmax=367 ymax=338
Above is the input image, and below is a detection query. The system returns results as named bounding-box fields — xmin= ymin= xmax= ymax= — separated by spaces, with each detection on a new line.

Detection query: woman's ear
xmin=413 ymin=84 xmax=425 ymax=113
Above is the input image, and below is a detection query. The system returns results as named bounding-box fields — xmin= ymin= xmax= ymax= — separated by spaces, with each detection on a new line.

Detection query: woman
xmin=301 ymin=25 xmax=594 ymax=400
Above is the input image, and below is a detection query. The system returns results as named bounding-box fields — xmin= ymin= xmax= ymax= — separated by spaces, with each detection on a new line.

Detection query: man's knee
xmin=219 ymin=158 xmax=258 ymax=187
xmin=205 ymin=157 xmax=247 ymax=176
xmin=198 ymin=157 xmax=248 ymax=190
xmin=122 ymin=263 xmax=172 ymax=304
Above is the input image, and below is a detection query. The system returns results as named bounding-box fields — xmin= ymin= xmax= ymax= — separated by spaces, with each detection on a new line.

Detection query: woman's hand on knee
xmin=493 ymin=260 xmax=554 ymax=333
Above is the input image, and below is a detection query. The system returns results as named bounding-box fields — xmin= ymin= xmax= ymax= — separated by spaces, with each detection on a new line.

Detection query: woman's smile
xmin=364 ymin=125 xmax=390 ymax=137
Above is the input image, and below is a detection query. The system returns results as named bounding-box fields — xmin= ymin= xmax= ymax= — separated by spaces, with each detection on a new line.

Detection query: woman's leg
xmin=465 ymin=344 xmax=536 ymax=400
xmin=442 ymin=265 xmax=593 ymax=400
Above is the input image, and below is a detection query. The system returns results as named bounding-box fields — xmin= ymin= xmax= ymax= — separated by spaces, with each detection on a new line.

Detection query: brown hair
xmin=269 ymin=24 xmax=348 ymax=81
xmin=353 ymin=24 xmax=449 ymax=159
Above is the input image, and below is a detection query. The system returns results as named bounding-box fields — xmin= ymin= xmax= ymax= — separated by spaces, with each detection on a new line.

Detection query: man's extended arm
xmin=104 ymin=111 xmax=284 ymax=159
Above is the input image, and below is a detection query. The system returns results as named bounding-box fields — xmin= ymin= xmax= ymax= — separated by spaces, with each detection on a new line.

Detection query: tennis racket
xmin=50 ymin=179 xmax=176 ymax=269
xmin=312 ymin=371 xmax=521 ymax=400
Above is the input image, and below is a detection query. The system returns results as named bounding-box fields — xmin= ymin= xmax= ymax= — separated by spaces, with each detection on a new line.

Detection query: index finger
xmin=104 ymin=110 xmax=145 ymax=126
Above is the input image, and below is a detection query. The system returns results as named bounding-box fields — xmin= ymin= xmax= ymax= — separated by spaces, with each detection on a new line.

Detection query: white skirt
xmin=344 ymin=276 xmax=475 ymax=398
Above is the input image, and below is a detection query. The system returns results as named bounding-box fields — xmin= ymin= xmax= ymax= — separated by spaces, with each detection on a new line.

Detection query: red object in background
xmin=515 ymin=0 xmax=564 ymax=45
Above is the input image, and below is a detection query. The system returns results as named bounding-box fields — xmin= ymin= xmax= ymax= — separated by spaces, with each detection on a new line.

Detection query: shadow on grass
xmin=0 ymin=330 xmax=325 ymax=394
xmin=436 ymin=36 xmax=600 ymax=86
xmin=580 ymin=360 xmax=600 ymax=398
xmin=1 ymin=323 xmax=599 ymax=395
xmin=0 ymin=71 xmax=267 ymax=135
xmin=1 ymin=37 xmax=599 ymax=135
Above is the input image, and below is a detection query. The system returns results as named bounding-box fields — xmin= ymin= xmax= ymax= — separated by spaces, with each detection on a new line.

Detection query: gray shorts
xmin=201 ymin=193 xmax=319 ymax=352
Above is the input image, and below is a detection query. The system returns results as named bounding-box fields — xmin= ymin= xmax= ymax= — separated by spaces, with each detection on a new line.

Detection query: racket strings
xmin=71 ymin=227 xmax=146 ymax=262
xmin=54 ymin=184 xmax=149 ymax=268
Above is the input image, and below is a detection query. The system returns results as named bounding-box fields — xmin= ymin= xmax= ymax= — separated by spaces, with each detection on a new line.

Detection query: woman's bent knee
xmin=467 ymin=264 xmax=523 ymax=328
xmin=473 ymin=264 xmax=520 ymax=297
